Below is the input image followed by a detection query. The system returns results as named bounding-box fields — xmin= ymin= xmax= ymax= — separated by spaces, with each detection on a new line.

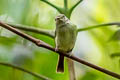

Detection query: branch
xmin=78 ymin=22 xmax=120 ymax=32
xmin=69 ymin=0 xmax=83 ymax=17
xmin=63 ymin=1 xmax=76 ymax=80
xmin=0 ymin=62 xmax=50 ymax=80
xmin=111 ymin=53 xmax=120 ymax=58
xmin=7 ymin=22 xmax=55 ymax=38
xmin=40 ymin=0 xmax=62 ymax=13
xmin=0 ymin=21 xmax=120 ymax=79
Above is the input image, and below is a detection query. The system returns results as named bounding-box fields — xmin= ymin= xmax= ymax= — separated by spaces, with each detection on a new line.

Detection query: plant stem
xmin=0 ymin=62 xmax=50 ymax=80
xmin=78 ymin=22 xmax=120 ymax=32
xmin=7 ymin=22 xmax=54 ymax=38
xmin=40 ymin=0 xmax=62 ymax=13
xmin=67 ymin=58 xmax=76 ymax=80
xmin=0 ymin=21 xmax=120 ymax=79
xmin=69 ymin=0 xmax=83 ymax=17
xmin=111 ymin=53 xmax=120 ymax=58
xmin=64 ymin=1 xmax=76 ymax=80
xmin=64 ymin=0 xmax=68 ymax=10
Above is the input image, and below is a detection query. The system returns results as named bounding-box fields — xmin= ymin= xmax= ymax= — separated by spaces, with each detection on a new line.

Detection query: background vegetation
xmin=0 ymin=0 xmax=120 ymax=80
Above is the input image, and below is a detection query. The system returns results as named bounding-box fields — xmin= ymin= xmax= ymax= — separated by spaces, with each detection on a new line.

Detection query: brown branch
xmin=0 ymin=21 xmax=120 ymax=79
xmin=0 ymin=62 xmax=50 ymax=80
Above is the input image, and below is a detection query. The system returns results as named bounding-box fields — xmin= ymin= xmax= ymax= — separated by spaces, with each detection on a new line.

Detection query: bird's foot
xmin=55 ymin=48 xmax=58 ymax=52
xmin=68 ymin=52 xmax=73 ymax=57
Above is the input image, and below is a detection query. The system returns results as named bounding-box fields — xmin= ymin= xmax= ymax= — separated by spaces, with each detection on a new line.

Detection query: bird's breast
xmin=55 ymin=26 xmax=76 ymax=52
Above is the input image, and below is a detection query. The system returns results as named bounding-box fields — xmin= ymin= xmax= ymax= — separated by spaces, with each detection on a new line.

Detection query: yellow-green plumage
xmin=55 ymin=23 xmax=77 ymax=52
xmin=55 ymin=14 xmax=77 ymax=72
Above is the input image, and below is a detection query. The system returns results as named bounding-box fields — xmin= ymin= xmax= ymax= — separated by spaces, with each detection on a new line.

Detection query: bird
xmin=55 ymin=14 xmax=77 ymax=72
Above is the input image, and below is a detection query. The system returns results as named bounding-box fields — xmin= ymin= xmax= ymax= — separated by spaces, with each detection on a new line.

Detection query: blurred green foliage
xmin=0 ymin=0 xmax=120 ymax=80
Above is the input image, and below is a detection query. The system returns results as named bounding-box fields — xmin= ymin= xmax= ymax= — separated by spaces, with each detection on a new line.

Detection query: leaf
xmin=80 ymin=71 xmax=98 ymax=80
xmin=0 ymin=36 xmax=17 ymax=46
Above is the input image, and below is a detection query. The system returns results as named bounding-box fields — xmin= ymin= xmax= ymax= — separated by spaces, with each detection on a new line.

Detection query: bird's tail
xmin=56 ymin=55 xmax=64 ymax=72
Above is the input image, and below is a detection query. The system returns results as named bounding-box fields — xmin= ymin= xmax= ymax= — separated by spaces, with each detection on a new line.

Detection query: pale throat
xmin=56 ymin=19 xmax=70 ymax=27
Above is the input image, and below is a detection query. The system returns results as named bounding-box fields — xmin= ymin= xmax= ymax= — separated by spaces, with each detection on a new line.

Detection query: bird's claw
xmin=68 ymin=52 xmax=73 ymax=57
xmin=55 ymin=48 xmax=58 ymax=52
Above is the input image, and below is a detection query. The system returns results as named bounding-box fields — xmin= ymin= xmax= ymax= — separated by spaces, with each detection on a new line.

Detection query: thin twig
xmin=69 ymin=0 xmax=83 ymax=17
xmin=7 ymin=22 xmax=120 ymax=38
xmin=64 ymin=1 xmax=76 ymax=79
xmin=111 ymin=53 xmax=120 ymax=58
xmin=7 ymin=22 xmax=54 ymax=38
xmin=78 ymin=22 xmax=120 ymax=32
xmin=40 ymin=0 xmax=62 ymax=13
xmin=0 ymin=62 xmax=51 ymax=80
xmin=0 ymin=21 xmax=120 ymax=79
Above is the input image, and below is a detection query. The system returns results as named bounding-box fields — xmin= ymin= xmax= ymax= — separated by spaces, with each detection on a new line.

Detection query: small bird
xmin=55 ymin=14 xmax=77 ymax=72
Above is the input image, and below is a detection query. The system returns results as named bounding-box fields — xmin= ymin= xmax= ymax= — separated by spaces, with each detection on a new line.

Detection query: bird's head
xmin=55 ymin=14 xmax=68 ymax=25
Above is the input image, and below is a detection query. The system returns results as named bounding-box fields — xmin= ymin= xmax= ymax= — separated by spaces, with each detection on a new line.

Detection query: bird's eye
xmin=55 ymin=17 xmax=60 ymax=21
xmin=61 ymin=16 xmax=64 ymax=18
